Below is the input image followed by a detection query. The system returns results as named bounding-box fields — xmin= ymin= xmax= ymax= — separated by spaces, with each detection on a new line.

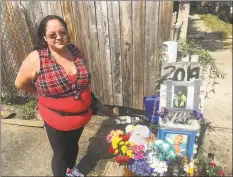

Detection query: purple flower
xmin=160 ymin=113 xmax=165 ymax=118
xmin=129 ymin=160 xmax=153 ymax=176
xmin=162 ymin=107 xmax=167 ymax=113
xmin=196 ymin=113 xmax=203 ymax=119
xmin=192 ymin=109 xmax=198 ymax=115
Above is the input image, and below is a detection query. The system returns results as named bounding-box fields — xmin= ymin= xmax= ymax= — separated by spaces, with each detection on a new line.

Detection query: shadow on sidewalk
xmin=77 ymin=105 xmax=148 ymax=175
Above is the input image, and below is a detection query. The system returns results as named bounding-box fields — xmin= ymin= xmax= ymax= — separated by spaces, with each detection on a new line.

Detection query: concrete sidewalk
xmin=187 ymin=14 xmax=232 ymax=175
xmin=1 ymin=116 xmax=118 ymax=176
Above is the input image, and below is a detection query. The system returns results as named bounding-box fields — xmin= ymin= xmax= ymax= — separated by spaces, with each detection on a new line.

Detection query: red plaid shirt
xmin=35 ymin=44 xmax=91 ymax=100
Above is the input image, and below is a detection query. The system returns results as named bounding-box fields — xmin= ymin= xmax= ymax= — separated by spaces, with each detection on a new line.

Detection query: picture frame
xmin=158 ymin=128 xmax=198 ymax=158
xmin=166 ymin=80 xmax=201 ymax=112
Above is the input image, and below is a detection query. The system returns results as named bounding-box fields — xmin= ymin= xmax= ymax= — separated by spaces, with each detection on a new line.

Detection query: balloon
xmin=161 ymin=142 xmax=170 ymax=152
xmin=153 ymin=139 xmax=164 ymax=148
xmin=165 ymin=137 xmax=174 ymax=146
xmin=167 ymin=149 xmax=176 ymax=160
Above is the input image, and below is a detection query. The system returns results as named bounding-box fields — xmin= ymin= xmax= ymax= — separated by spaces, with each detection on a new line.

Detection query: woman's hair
xmin=34 ymin=15 xmax=70 ymax=50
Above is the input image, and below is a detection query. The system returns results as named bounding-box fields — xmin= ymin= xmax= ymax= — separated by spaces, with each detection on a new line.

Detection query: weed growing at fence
xmin=2 ymin=89 xmax=38 ymax=120
xmin=1 ymin=87 xmax=19 ymax=104
xmin=16 ymin=97 xmax=38 ymax=120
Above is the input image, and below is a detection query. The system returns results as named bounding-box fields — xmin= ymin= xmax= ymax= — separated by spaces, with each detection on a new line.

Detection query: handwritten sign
xmin=160 ymin=62 xmax=207 ymax=113
xmin=161 ymin=62 xmax=202 ymax=82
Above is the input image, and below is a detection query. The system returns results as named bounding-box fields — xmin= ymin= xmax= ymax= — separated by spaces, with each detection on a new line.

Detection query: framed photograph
xmin=172 ymin=86 xmax=188 ymax=109
xmin=165 ymin=133 xmax=189 ymax=156
xmin=158 ymin=128 xmax=198 ymax=158
xmin=166 ymin=80 xmax=201 ymax=112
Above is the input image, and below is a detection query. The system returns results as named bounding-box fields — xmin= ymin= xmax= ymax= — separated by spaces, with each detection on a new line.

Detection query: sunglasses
xmin=45 ymin=30 xmax=67 ymax=39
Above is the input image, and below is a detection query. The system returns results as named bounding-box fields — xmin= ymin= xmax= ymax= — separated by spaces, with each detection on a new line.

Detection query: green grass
xmin=200 ymin=14 xmax=232 ymax=39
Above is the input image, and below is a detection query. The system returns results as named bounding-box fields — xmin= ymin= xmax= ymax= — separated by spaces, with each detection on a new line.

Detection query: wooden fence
xmin=1 ymin=1 xmax=174 ymax=109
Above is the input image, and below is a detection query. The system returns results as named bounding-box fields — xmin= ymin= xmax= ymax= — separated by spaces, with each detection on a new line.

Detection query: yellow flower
xmin=114 ymin=149 xmax=119 ymax=154
xmin=110 ymin=130 xmax=116 ymax=137
xmin=116 ymin=130 xmax=124 ymax=136
xmin=112 ymin=136 xmax=122 ymax=149
xmin=119 ymin=141 xmax=125 ymax=145
xmin=129 ymin=142 xmax=134 ymax=146
xmin=126 ymin=150 xmax=133 ymax=158
xmin=121 ymin=145 xmax=128 ymax=154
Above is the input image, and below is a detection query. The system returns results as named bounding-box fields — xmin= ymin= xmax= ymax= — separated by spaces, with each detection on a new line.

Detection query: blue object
xmin=158 ymin=129 xmax=197 ymax=159
xmin=144 ymin=95 xmax=160 ymax=124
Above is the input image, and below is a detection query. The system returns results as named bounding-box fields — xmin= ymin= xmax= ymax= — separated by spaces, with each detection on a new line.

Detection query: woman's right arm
xmin=15 ymin=51 xmax=40 ymax=94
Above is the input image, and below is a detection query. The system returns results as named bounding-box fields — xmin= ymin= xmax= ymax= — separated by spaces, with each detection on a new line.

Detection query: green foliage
xmin=17 ymin=97 xmax=38 ymax=120
xmin=1 ymin=87 xmax=19 ymax=104
xmin=200 ymin=14 xmax=232 ymax=39
xmin=2 ymin=85 xmax=38 ymax=120
xmin=178 ymin=40 xmax=201 ymax=57
xmin=206 ymin=163 xmax=223 ymax=177
xmin=200 ymin=14 xmax=232 ymax=50
xmin=196 ymin=144 xmax=207 ymax=169
xmin=153 ymin=40 xmax=225 ymax=97
xmin=178 ymin=40 xmax=226 ymax=97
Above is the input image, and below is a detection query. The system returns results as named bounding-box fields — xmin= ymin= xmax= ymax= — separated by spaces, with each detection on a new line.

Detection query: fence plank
xmin=29 ymin=1 xmax=44 ymax=29
xmin=162 ymin=1 xmax=174 ymax=41
xmin=40 ymin=1 xmax=52 ymax=17
xmin=95 ymin=1 xmax=113 ymax=105
xmin=144 ymin=1 xmax=160 ymax=97
xmin=81 ymin=2 xmax=103 ymax=99
xmin=2 ymin=1 xmax=28 ymax=86
xmin=1 ymin=1 xmax=174 ymax=109
xmin=132 ymin=1 xmax=145 ymax=109
xmin=107 ymin=1 xmax=123 ymax=106
xmin=5 ymin=1 xmax=27 ymax=62
xmin=61 ymin=1 xmax=77 ymax=44
xmin=1 ymin=1 xmax=17 ymax=77
xmin=16 ymin=1 xmax=35 ymax=53
xmin=81 ymin=2 xmax=95 ymax=93
xmin=71 ymin=2 xmax=82 ymax=49
xmin=18 ymin=1 xmax=37 ymax=46
xmin=120 ymin=1 xmax=133 ymax=108
xmin=157 ymin=1 xmax=174 ymax=44
xmin=49 ymin=1 xmax=63 ymax=17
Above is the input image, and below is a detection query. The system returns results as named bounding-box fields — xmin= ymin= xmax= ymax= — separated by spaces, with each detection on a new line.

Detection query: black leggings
xmin=44 ymin=122 xmax=84 ymax=177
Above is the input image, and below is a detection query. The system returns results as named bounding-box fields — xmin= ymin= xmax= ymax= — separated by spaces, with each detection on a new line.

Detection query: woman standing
xmin=15 ymin=15 xmax=92 ymax=177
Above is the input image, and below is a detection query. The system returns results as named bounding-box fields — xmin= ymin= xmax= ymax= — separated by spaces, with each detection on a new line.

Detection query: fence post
xmin=177 ymin=2 xmax=190 ymax=40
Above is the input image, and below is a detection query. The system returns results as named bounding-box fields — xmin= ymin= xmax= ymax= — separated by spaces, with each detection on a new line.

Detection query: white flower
xmin=125 ymin=124 xmax=133 ymax=134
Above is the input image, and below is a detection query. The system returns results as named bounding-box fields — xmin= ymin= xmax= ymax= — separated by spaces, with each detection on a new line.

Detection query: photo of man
xmin=172 ymin=86 xmax=188 ymax=108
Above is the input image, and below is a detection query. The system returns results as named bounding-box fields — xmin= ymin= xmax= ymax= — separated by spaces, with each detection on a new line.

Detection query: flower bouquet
xmin=107 ymin=129 xmax=134 ymax=165
xmin=106 ymin=124 xmax=178 ymax=176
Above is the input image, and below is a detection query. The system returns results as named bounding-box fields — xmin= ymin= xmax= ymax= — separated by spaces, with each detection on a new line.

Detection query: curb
xmin=1 ymin=119 xmax=44 ymax=128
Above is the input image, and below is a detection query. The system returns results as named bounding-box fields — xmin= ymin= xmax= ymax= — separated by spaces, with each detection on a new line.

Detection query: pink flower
xmin=219 ymin=171 xmax=225 ymax=176
xmin=210 ymin=161 xmax=216 ymax=167
xmin=106 ymin=135 xmax=112 ymax=143
xmin=133 ymin=152 xmax=144 ymax=160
